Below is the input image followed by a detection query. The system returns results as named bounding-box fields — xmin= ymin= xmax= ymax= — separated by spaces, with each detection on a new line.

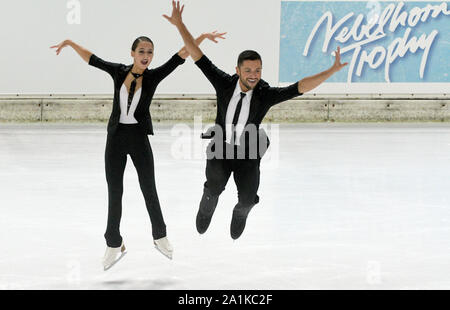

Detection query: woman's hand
xmin=203 ymin=31 xmax=227 ymax=44
xmin=50 ymin=40 xmax=71 ymax=55
xmin=50 ymin=40 xmax=92 ymax=63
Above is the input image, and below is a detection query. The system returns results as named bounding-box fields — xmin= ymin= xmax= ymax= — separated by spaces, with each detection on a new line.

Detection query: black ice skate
xmin=230 ymin=203 xmax=255 ymax=240
xmin=196 ymin=189 xmax=219 ymax=234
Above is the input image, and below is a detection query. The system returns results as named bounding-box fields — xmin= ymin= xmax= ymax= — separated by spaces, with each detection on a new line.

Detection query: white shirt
xmin=119 ymin=84 xmax=142 ymax=124
xmin=225 ymin=81 xmax=253 ymax=145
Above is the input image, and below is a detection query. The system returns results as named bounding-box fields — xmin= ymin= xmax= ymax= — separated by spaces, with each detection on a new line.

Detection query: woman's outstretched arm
xmin=178 ymin=31 xmax=226 ymax=59
xmin=50 ymin=40 xmax=93 ymax=63
xmin=51 ymin=40 xmax=121 ymax=77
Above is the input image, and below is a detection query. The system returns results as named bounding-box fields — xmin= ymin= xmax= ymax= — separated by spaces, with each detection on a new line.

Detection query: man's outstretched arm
xmin=298 ymin=46 xmax=348 ymax=93
xmin=163 ymin=0 xmax=233 ymax=90
xmin=163 ymin=1 xmax=207 ymax=62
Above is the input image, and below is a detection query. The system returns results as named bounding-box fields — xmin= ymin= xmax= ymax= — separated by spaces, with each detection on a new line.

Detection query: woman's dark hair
xmin=132 ymin=36 xmax=154 ymax=51
xmin=237 ymin=50 xmax=262 ymax=67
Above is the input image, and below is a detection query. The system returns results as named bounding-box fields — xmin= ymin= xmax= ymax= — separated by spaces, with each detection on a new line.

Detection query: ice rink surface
xmin=1 ymin=123 xmax=450 ymax=290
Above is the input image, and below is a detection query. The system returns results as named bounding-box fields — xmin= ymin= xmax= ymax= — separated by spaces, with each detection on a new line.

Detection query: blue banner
xmin=279 ymin=1 xmax=450 ymax=83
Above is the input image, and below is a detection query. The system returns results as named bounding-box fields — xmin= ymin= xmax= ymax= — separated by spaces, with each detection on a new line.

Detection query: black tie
xmin=127 ymin=72 xmax=143 ymax=115
xmin=232 ymin=92 xmax=246 ymax=144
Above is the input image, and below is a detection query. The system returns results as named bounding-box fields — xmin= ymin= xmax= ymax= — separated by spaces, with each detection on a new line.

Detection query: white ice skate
xmin=153 ymin=237 xmax=173 ymax=260
xmin=102 ymin=242 xmax=127 ymax=271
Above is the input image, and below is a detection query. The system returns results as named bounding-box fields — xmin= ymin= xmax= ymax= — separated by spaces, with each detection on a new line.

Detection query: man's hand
xmin=297 ymin=46 xmax=349 ymax=93
xmin=165 ymin=0 xmax=204 ymax=62
xmin=163 ymin=0 xmax=184 ymax=27
xmin=331 ymin=46 xmax=348 ymax=73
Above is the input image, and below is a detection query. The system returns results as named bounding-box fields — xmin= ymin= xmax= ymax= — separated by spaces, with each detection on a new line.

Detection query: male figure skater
xmin=164 ymin=1 xmax=348 ymax=239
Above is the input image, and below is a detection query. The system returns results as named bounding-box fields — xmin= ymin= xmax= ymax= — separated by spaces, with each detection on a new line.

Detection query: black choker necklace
xmin=131 ymin=72 xmax=143 ymax=79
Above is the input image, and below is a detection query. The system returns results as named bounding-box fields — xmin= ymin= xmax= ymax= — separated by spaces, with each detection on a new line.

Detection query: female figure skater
xmin=51 ymin=31 xmax=226 ymax=270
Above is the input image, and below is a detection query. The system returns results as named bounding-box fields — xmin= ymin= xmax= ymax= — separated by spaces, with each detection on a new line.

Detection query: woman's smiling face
xmin=131 ymin=41 xmax=154 ymax=70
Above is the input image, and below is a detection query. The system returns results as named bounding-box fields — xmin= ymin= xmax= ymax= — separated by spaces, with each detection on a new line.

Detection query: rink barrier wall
xmin=0 ymin=94 xmax=449 ymax=122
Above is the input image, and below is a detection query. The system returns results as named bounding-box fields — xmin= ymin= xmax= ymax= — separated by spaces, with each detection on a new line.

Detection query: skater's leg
xmin=204 ymin=157 xmax=232 ymax=196
xmin=196 ymin=158 xmax=232 ymax=234
xmin=230 ymin=159 xmax=261 ymax=239
xmin=104 ymin=133 xmax=128 ymax=247
xmin=129 ymin=132 xmax=166 ymax=240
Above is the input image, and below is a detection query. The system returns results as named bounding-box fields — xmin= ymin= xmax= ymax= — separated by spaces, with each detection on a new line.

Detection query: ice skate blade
xmin=154 ymin=245 xmax=173 ymax=260
xmin=103 ymin=250 xmax=127 ymax=271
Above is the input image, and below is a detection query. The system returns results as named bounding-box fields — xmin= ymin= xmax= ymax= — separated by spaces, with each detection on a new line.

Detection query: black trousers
xmin=204 ymin=153 xmax=261 ymax=206
xmin=104 ymin=124 xmax=166 ymax=247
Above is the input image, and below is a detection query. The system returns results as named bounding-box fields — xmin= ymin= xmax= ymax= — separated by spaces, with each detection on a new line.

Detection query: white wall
xmin=0 ymin=0 xmax=284 ymax=95
xmin=0 ymin=0 xmax=448 ymax=94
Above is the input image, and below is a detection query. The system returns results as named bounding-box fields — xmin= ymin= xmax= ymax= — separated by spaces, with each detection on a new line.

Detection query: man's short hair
xmin=237 ymin=50 xmax=262 ymax=67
